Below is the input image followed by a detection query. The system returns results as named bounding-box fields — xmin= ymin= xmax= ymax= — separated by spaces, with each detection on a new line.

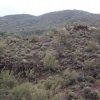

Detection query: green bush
xmin=30 ymin=35 xmax=38 ymax=43
xmin=59 ymin=32 xmax=69 ymax=45
xmin=10 ymin=82 xmax=51 ymax=100
xmin=11 ymin=83 xmax=34 ymax=100
xmin=0 ymin=71 xmax=17 ymax=100
xmin=52 ymin=28 xmax=70 ymax=45
xmin=43 ymin=50 xmax=58 ymax=71
xmin=62 ymin=69 xmax=79 ymax=85
xmin=51 ymin=92 xmax=64 ymax=100
xmin=43 ymin=75 xmax=63 ymax=91
xmin=92 ymin=30 xmax=100 ymax=44
xmin=0 ymin=71 xmax=17 ymax=89
xmin=85 ymin=76 xmax=95 ymax=83
xmin=27 ymin=69 xmax=36 ymax=82
xmin=32 ymin=86 xmax=50 ymax=100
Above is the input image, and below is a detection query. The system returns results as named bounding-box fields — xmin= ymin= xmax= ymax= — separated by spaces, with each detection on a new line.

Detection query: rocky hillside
xmin=0 ymin=10 xmax=100 ymax=33
xmin=0 ymin=24 xmax=100 ymax=100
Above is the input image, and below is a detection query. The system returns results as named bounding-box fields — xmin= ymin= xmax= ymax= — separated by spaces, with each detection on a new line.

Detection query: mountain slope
xmin=0 ymin=24 xmax=100 ymax=99
xmin=0 ymin=10 xmax=100 ymax=33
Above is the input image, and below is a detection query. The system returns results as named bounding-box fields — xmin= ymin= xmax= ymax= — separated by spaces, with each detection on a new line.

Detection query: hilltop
xmin=0 ymin=10 xmax=100 ymax=33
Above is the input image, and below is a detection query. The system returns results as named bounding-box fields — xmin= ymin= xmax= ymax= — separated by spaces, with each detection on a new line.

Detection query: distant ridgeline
xmin=0 ymin=10 xmax=100 ymax=34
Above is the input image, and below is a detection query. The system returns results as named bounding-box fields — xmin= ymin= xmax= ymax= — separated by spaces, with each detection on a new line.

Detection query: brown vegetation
xmin=0 ymin=24 xmax=100 ymax=100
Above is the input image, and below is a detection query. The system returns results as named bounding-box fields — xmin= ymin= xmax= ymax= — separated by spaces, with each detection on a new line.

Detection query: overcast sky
xmin=0 ymin=0 xmax=100 ymax=16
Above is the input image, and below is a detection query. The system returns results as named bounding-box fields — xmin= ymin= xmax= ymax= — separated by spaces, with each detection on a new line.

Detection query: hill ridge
xmin=0 ymin=10 xmax=100 ymax=33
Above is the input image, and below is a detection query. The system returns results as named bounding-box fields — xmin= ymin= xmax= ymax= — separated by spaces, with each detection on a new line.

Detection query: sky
xmin=0 ymin=0 xmax=100 ymax=16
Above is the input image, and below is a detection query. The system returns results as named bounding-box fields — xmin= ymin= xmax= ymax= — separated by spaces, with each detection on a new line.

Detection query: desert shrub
xmin=84 ymin=59 xmax=99 ymax=69
xmin=43 ymin=75 xmax=64 ymax=91
xmin=77 ymin=74 xmax=85 ymax=82
xmin=43 ymin=50 xmax=58 ymax=71
xmin=0 ymin=47 xmax=4 ymax=54
xmin=85 ymin=76 xmax=95 ymax=83
xmin=38 ymin=31 xmax=53 ymax=43
xmin=10 ymin=82 xmax=51 ymax=100
xmin=62 ymin=69 xmax=79 ymax=85
xmin=79 ymin=74 xmax=95 ymax=83
xmin=30 ymin=35 xmax=38 ymax=43
xmin=0 ymin=71 xmax=17 ymax=89
xmin=27 ymin=69 xmax=36 ymax=82
xmin=83 ymin=87 xmax=92 ymax=97
xmin=51 ymin=92 xmax=65 ymax=100
xmin=32 ymin=86 xmax=50 ymax=100
xmin=85 ymin=41 xmax=100 ymax=52
xmin=53 ymin=28 xmax=70 ymax=45
xmin=92 ymin=30 xmax=100 ymax=44
xmin=74 ymin=24 xmax=88 ymax=31
xmin=38 ymin=70 xmax=79 ymax=91
xmin=84 ymin=59 xmax=100 ymax=77
xmin=0 ymin=42 xmax=6 ymax=55
xmin=10 ymin=82 xmax=34 ymax=100
xmin=83 ymin=87 xmax=100 ymax=100
xmin=58 ymin=33 xmax=69 ymax=45
xmin=0 ymin=71 xmax=17 ymax=99
xmin=66 ymin=91 xmax=78 ymax=100
xmin=40 ymin=45 xmax=47 ymax=51
xmin=32 ymin=75 xmax=65 ymax=99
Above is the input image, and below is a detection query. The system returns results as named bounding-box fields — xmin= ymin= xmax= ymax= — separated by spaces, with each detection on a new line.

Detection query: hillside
xmin=0 ymin=24 xmax=100 ymax=100
xmin=0 ymin=10 xmax=100 ymax=33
